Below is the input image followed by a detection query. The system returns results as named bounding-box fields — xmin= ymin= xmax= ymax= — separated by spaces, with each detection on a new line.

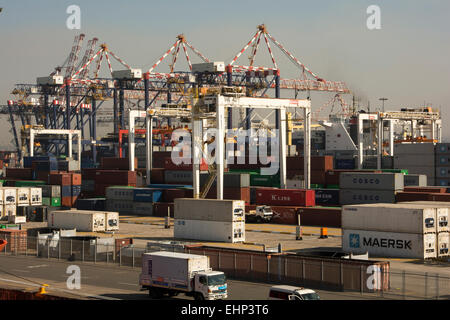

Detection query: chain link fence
xmin=0 ymin=233 xmax=449 ymax=300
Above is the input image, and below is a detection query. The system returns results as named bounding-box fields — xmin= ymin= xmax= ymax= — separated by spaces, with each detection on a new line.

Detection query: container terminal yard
xmin=0 ymin=2 xmax=449 ymax=306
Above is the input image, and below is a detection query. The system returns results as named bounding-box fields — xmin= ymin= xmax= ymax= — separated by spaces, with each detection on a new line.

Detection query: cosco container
xmin=164 ymin=170 xmax=195 ymax=184
xmin=174 ymin=219 xmax=245 ymax=243
xmin=342 ymin=229 xmax=436 ymax=259
xmin=339 ymin=189 xmax=396 ymax=205
xmin=404 ymin=174 xmax=427 ymax=187
xmin=342 ymin=204 xmax=437 ymax=234
xmin=174 ymin=198 xmax=245 ymax=222
xmin=437 ymin=232 xmax=449 ymax=257
xmin=255 ymin=188 xmax=315 ymax=206
xmin=48 ymin=210 xmax=106 ymax=232
xmin=339 ymin=172 xmax=403 ymax=191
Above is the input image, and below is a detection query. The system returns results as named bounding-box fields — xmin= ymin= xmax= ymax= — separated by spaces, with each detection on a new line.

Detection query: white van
xmin=268 ymin=285 xmax=320 ymax=300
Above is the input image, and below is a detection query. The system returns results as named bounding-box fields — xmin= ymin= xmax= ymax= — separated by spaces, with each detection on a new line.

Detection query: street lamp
xmin=379 ymin=98 xmax=388 ymax=112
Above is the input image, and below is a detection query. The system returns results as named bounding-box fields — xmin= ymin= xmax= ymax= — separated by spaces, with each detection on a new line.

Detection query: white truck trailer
xmin=139 ymin=251 xmax=227 ymax=300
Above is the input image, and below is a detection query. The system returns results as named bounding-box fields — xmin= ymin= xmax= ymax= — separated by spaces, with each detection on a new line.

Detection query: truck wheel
xmin=168 ymin=290 xmax=179 ymax=297
xmin=194 ymin=293 xmax=205 ymax=301
xmin=149 ymin=288 xmax=163 ymax=299
xmin=256 ymin=216 xmax=262 ymax=223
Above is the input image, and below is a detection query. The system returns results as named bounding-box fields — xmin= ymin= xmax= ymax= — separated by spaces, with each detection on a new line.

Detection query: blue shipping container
xmin=71 ymin=185 xmax=82 ymax=196
xmin=148 ymin=184 xmax=192 ymax=189
xmin=61 ymin=185 xmax=72 ymax=197
xmin=24 ymin=156 xmax=56 ymax=168
xmin=335 ymin=159 xmax=355 ymax=169
xmin=133 ymin=188 xmax=163 ymax=202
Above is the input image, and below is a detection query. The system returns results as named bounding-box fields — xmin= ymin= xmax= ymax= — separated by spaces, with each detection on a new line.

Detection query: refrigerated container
xmin=174 ymin=198 xmax=245 ymax=222
xmin=3 ymin=204 xmax=16 ymax=217
xmin=174 ymin=219 xmax=245 ymax=243
xmin=404 ymin=174 xmax=427 ymax=187
xmin=342 ymin=229 xmax=436 ymax=259
xmin=104 ymin=211 xmax=119 ymax=231
xmin=437 ymin=232 xmax=449 ymax=257
xmin=3 ymin=187 xmax=17 ymax=205
xmin=342 ymin=204 xmax=437 ymax=234
xmin=399 ymin=201 xmax=449 ymax=233
xmin=339 ymin=172 xmax=404 ymax=191
xmin=30 ymin=187 xmax=42 ymax=205
xmin=16 ymin=187 xmax=30 ymax=206
xmin=48 ymin=210 xmax=106 ymax=232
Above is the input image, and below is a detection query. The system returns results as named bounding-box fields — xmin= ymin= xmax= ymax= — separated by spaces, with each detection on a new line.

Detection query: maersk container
xmin=16 ymin=187 xmax=30 ymax=206
xmin=399 ymin=201 xmax=449 ymax=233
xmin=404 ymin=174 xmax=427 ymax=187
xmin=132 ymin=188 xmax=163 ymax=203
xmin=105 ymin=186 xmax=135 ymax=201
xmin=342 ymin=203 xmax=437 ymax=234
xmin=339 ymin=189 xmax=396 ymax=205
xmin=174 ymin=198 xmax=245 ymax=222
xmin=48 ymin=210 xmax=106 ymax=232
xmin=435 ymin=143 xmax=450 ymax=155
xmin=437 ymin=232 xmax=449 ymax=257
xmin=339 ymin=172 xmax=403 ymax=191
xmin=342 ymin=229 xmax=436 ymax=259
xmin=174 ymin=219 xmax=245 ymax=243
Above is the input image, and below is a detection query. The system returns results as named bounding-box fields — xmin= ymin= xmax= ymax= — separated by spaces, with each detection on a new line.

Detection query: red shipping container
xmin=164 ymin=157 xmax=208 ymax=171
xmin=94 ymin=170 xmax=137 ymax=185
xmin=162 ymin=189 xmax=193 ymax=203
xmin=152 ymin=151 xmax=173 ymax=169
xmin=151 ymin=168 xmax=166 ymax=184
xmin=270 ymin=206 xmax=300 ymax=224
xmin=36 ymin=171 xmax=56 ymax=182
xmin=298 ymin=207 xmax=342 ymax=228
xmin=49 ymin=172 xmax=72 ymax=186
xmin=403 ymin=187 xmax=447 ymax=193
xmin=205 ymin=187 xmax=250 ymax=203
xmin=396 ymin=192 xmax=431 ymax=202
xmin=427 ymin=193 xmax=450 ymax=202
xmin=6 ymin=168 xmax=33 ymax=179
xmin=61 ymin=196 xmax=72 ymax=207
xmin=0 ymin=160 xmax=3 ymax=169
xmin=286 ymin=156 xmax=333 ymax=171
xmin=81 ymin=168 xmax=98 ymax=180
xmin=153 ymin=202 xmax=175 ymax=217
xmin=255 ymin=188 xmax=315 ymax=207
xmin=71 ymin=173 xmax=82 ymax=185
xmin=101 ymin=157 xmax=137 ymax=170
xmin=286 ymin=170 xmax=326 ymax=184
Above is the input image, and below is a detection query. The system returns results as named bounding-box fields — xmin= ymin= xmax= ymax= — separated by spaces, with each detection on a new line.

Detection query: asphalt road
xmin=0 ymin=255 xmax=387 ymax=300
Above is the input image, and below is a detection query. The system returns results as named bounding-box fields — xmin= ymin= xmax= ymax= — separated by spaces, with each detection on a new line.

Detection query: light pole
xmin=379 ymin=98 xmax=388 ymax=112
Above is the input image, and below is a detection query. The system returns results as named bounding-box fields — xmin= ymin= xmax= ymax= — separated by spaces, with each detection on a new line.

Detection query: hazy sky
xmin=0 ymin=0 xmax=449 ymax=148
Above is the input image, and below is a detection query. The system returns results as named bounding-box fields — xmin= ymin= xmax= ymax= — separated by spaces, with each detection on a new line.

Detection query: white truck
xmin=139 ymin=251 xmax=227 ymax=300
xmin=246 ymin=205 xmax=273 ymax=223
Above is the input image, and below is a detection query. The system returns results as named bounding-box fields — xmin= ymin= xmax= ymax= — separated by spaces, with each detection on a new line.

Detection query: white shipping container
xmin=3 ymin=204 xmax=16 ymax=217
xmin=174 ymin=219 xmax=245 ymax=243
xmin=16 ymin=187 xmax=30 ymax=206
xmin=48 ymin=210 xmax=106 ymax=232
xmin=0 ymin=189 xmax=3 ymax=205
xmin=342 ymin=229 xmax=436 ymax=259
xmin=30 ymin=187 xmax=42 ymax=206
xmin=437 ymin=232 xmax=449 ymax=257
xmin=342 ymin=203 xmax=437 ymax=234
xmin=104 ymin=211 xmax=119 ymax=231
xmin=3 ymin=187 xmax=17 ymax=205
xmin=174 ymin=198 xmax=245 ymax=222
xmin=140 ymin=252 xmax=210 ymax=291
xmin=0 ymin=205 xmax=3 ymax=218
xmin=400 ymin=201 xmax=449 ymax=233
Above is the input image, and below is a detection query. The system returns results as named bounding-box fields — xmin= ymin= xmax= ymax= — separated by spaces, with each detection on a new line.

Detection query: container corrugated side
xmin=174 ymin=219 xmax=245 ymax=243
xmin=342 ymin=204 xmax=437 ymax=234
xmin=174 ymin=198 xmax=245 ymax=222
xmin=339 ymin=189 xmax=396 ymax=205
xmin=437 ymin=232 xmax=449 ymax=257
xmin=342 ymin=229 xmax=436 ymax=259
xmin=399 ymin=201 xmax=449 ymax=233
xmin=339 ymin=172 xmax=403 ymax=191
xmin=48 ymin=210 xmax=106 ymax=232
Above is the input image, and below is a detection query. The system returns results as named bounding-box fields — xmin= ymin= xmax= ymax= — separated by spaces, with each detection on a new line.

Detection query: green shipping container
xmin=381 ymin=169 xmax=408 ymax=175
xmin=15 ymin=180 xmax=46 ymax=187
xmin=311 ymin=184 xmax=325 ymax=189
xmin=51 ymin=198 xmax=61 ymax=207
xmin=42 ymin=197 xmax=50 ymax=206
xmin=250 ymin=174 xmax=280 ymax=188
xmin=326 ymin=184 xmax=340 ymax=189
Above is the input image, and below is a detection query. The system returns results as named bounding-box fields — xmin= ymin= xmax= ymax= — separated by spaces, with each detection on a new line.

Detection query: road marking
xmin=118 ymin=282 xmax=138 ymax=287
xmin=11 ymin=269 xmax=30 ymax=273
xmin=27 ymin=264 xmax=49 ymax=269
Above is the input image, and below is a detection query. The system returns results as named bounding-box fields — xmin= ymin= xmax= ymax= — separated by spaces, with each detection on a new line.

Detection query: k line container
xmin=437 ymin=232 xmax=449 ymax=257
xmin=404 ymin=174 xmax=427 ymax=187
xmin=339 ymin=189 xmax=396 ymax=205
xmin=342 ymin=229 xmax=436 ymax=259
xmin=174 ymin=198 xmax=245 ymax=222
xmin=174 ymin=219 xmax=245 ymax=243
xmin=255 ymin=188 xmax=315 ymax=206
xmin=342 ymin=203 xmax=437 ymax=234
xmin=48 ymin=210 xmax=106 ymax=232
xmin=339 ymin=172 xmax=404 ymax=191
